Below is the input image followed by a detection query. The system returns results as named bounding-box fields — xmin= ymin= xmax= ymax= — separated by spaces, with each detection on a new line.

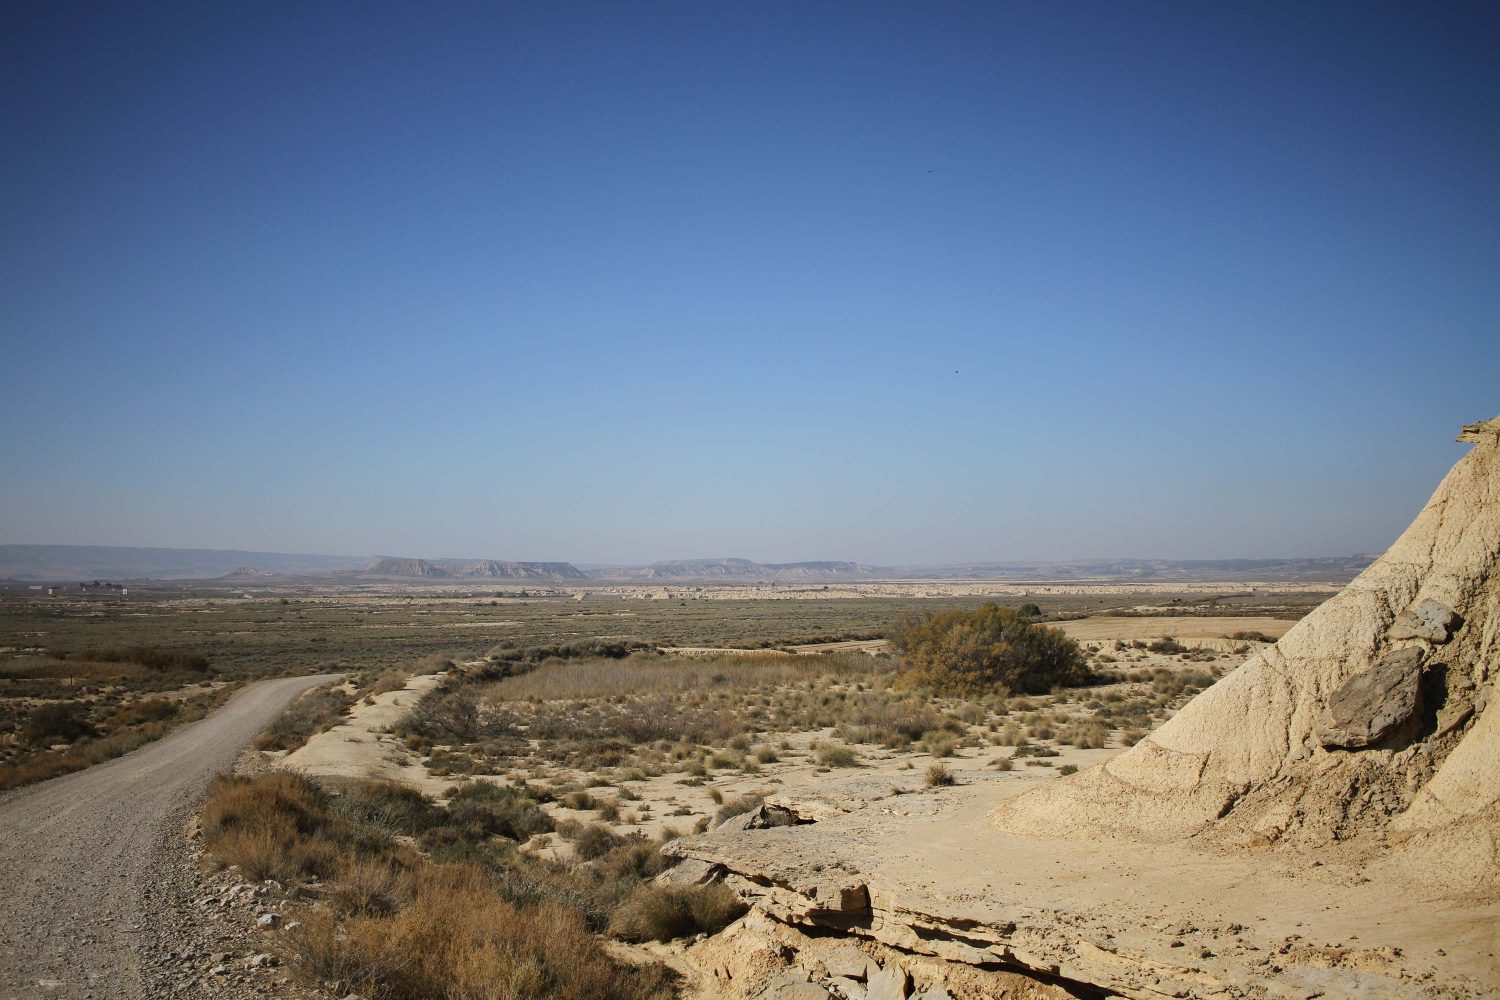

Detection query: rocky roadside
xmin=138 ymin=829 xmax=317 ymax=1000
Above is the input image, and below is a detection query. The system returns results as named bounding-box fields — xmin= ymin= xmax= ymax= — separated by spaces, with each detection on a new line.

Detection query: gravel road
xmin=0 ymin=674 xmax=339 ymax=1000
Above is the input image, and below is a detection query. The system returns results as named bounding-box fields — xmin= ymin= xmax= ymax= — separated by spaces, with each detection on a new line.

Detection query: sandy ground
xmin=519 ymin=727 xmax=1125 ymax=862
xmin=278 ymin=673 xmax=447 ymax=794
xmin=1052 ymin=615 xmax=1295 ymax=642
xmin=672 ymin=768 xmax=1499 ymax=997
xmin=272 ymin=643 xmax=1241 ymax=858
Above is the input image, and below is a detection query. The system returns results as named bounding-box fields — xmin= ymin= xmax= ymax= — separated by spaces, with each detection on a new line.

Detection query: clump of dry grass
xmin=199 ymin=772 xmax=346 ymax=883
xmin=814 ymin=742 xmax=858 ymax=767
xmin=926 ymin=762 xmax=956 ymax=787
xmin=607 ymin=882 xmax=746 ymax=943
xmin=1058 ymin=718 xmax=1110 ymax=749
xmin=362 ymin=672 xmax=409 ymax=698
xmin=326 ymin=856 xmax=414 ymax=917
xmin=276 ymin=865 xmax=677 ymax=1000
xmin=714 ymin=792 xmax=765 ymax=826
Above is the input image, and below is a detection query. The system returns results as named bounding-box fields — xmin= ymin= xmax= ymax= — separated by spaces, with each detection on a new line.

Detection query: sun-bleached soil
xmin=1052 ymin=615 xmax=1294 ymax=642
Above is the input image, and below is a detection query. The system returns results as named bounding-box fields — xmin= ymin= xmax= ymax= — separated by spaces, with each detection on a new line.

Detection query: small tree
xmin=889 ymin=603 xmax=1089 ymax=696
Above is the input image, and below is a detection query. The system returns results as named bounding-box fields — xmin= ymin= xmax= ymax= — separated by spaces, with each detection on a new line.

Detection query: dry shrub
xmin=363 ymin=672 xmax=410 ymax=697
xmin=1058 ymin=719 xmax=1110 ymax=749
xmin=926 ymin=763 xmax=955 ymax=787
xmin=607 ymin=883 xmax=747 ymax=943
xmin=593 ymin=841 xmax=671 ymax=883
xmin=200 ymin=773 xmax=342 ymax=882
xmin=439 ymin=783 xmax=553 ymax=842
xmin=327 ymin=856 xmax=414 ymax=917
xmin=103 ymin=697 xmax=178 ymax=727
xmin=922 ymin=733 xmax=959 ymax=758
xmin=19 ymin=701 xmax=95 ymax=746
xmin=334 ymin=780 xmax=442 ymax=838
xmin=277 ymin=864 xmax=676 ymax=1000
xmin=400 ymin=687 xmax=482 ymax=743
xmin=565 ymin=822 xmax=626 ymax=861
xmin=814 ymin=742 xmax=858 ymax=767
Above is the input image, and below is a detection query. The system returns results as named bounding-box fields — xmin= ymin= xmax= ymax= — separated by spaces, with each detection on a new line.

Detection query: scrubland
xmin=196 ymin=604 xmax=1255 ymax=998
xmin=0 ymin=583 xmax=1295 ymax=996
xmin=0 ymin=646 xmax=231 ymax=788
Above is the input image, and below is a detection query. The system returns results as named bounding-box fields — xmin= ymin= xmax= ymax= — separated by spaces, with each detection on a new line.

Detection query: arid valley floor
xmin=2 ymin=421 xmax=1498 ymax=1000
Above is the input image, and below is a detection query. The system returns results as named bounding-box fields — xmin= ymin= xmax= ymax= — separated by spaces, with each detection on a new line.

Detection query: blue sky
xmin=2 ymin=2 xmax=1496 ymax=564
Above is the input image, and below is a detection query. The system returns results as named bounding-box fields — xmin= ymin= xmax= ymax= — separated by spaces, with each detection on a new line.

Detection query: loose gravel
xmin=0 ymin=674 xmax=338 ymax=1000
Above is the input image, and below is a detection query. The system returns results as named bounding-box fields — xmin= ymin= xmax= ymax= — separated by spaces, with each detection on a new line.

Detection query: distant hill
xmin=0 ymin=545 xmax=367 ymax=581
xmin=594 ymin=558 xmax=875 ymax=582
xmin=0 ymin=545 xmax=1375 ymax=585
xmin=363 ymin=557 xmax=589 ymax=580
xmin=364 ymin=557 xmax=448 ymax=577
xmin=219 ymin=566 xmax=279 ymax=579
xmin=592 ymin=554 xmax=1374 ymax=583
xmin=891 ymin=555 xmax=1378 ymax=582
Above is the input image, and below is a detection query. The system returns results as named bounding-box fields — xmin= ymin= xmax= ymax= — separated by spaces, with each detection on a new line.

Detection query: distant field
xmin=0 ymin=583 xmax=1329 ymax=680
xmin=1053 ymin=616 xmax=1297 ymax=642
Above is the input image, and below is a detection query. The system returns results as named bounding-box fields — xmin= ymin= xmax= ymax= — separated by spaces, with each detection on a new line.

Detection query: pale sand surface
xmin=673 ymin=770 xmax=1499 ymax=995
xmin=1053 ymin=615 xmax=1295 ymax=642
xmin=279 ymin=672 xmax=449 ymax=794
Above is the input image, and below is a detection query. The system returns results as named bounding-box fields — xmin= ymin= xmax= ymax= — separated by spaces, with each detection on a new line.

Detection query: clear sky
xmin=2 ymin=2 xmax=1496 ymax=565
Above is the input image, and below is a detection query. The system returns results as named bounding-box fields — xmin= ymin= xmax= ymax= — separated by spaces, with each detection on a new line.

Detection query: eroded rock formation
xmin=992 ymin=414 xmax=1500 ymax=877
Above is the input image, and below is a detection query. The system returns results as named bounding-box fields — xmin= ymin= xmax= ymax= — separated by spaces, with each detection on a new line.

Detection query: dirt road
xmin=0 ymin=674 xmax=339 ymax=1000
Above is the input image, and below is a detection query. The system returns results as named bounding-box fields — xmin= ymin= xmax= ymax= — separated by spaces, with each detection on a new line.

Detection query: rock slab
xmin=1317 ymin=646 xmax=1424 ymax=749
xmin=1388 ymin=599 xmax=1460 ymax=643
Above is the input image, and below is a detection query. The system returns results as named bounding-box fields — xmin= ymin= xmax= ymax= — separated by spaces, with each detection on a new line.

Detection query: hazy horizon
xmin=4 ymin=4 xmax=1497 ymax=565
xmin=0 ymin=540 xmax=1388 ymax=571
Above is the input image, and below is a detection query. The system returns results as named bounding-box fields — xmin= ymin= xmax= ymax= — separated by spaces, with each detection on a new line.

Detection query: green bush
xmin=889 ymin=604 xmax=1090 ymax=695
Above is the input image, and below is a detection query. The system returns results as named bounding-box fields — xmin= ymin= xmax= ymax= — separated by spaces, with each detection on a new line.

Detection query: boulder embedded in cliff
xmin=1316 ymin=646 xmax=1424 ymax=749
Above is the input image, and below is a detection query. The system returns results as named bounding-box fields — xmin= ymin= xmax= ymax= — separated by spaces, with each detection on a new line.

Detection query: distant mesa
xmin=361 ymin=557 xmax=589 ymax=580
xmin=219 ymin=565 xmax=277 ymax=579
xmin=598 ymin=558 xmax=875 ymax=582
xmin=364 ymin=557 xmax=447 ymax=577
xmin=0 ymin=545 xmax=1374 ymax=584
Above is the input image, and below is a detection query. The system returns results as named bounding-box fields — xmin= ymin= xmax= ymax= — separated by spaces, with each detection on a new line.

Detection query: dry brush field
xmin=0 ymin=580 xmax=1319 ymax=997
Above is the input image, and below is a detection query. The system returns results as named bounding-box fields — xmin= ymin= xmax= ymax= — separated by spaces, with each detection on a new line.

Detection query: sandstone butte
xmin=665 ymin=414 xmax=1500 ymax=1000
